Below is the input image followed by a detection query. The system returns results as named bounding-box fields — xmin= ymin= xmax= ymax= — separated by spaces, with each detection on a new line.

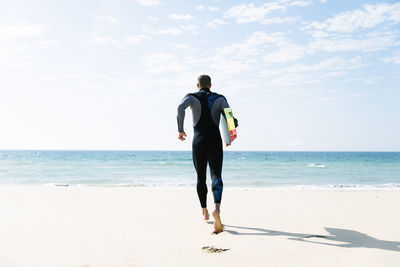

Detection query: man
xmin=177 ymin=74 xmax=236 ymax=234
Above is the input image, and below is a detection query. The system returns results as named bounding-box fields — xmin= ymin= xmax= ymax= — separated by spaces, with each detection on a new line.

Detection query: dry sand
xmin=0 ymin=186 xmax=399 ymax=267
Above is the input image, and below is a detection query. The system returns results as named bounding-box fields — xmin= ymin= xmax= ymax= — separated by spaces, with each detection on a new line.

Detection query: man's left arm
xmin=220 ymin=96 xmax=238 ymax=146
xmin=220 ymin=96 xmax=238 ymax=128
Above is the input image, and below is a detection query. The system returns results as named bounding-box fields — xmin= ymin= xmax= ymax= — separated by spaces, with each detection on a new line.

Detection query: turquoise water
xmin=0 ymin=150 xmax=399 ymax=189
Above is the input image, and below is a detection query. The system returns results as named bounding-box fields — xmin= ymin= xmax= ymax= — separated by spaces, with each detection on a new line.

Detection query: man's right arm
xmin=177 ymin=94 xmax=192 ymax=133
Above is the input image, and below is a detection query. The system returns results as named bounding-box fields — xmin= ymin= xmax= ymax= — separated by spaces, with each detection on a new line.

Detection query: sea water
xmin=0 ymin=150 xmax=399 ymax=190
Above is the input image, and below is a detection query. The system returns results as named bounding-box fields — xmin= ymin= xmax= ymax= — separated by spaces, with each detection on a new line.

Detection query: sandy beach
xmin=0 ymin=186 xmax=399 ymax=267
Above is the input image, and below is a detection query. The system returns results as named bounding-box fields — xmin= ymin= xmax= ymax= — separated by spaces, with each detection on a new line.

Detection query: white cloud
xmin=32 ymin=40 xmax=61 ymax=48
xmin=224 ymin=3 xmax=269 ymax=23
xmin=210 ymin=58 xmax=251 ymax=74
xmin=169 ymin=14 xmax=194 ymax=21
xmin=140 ymin=31 xmax=284 ymax=76
xmin=342 ymin=76 xmax=382 ymax=84
xmin=0 ymin=44 xmax=39 ymax=69
xmin=320 ymin=0 xmax=327 ymax=3
xmin=215 ymin=31 xmax=307 ymax=66
xmin=137 ymin=0 xmax=161 ymax=7
xmin=264 ymin=43 xmax=305 ymax=63
xmin=208 ymin=6 xmax=219 ymax=11
xmin=289 ymin=57 xmax=363 ymax=73
xmin=196 ymin=5 xmax=219 ymax=12
xmin=204 ymin=31 xmax=292 ymax=75
xmin=308 ymin=31 xmax=398 ymax=53
xmin=260 ymin=16 xmax=298 ymax=25
xmin=86 ymin=34 xmax=151 ymax=48
xmin=158 ymin=28 xmax=183 ymax=35
xmin=126 ymin=34 xmax=152 ymax=45
xmin=215 ymin=31 xmax=283 ymax=58
xmin=304 ymin=3 xmax=400 ymax=54
xmin=0 ymin=47 xmax=22 ymax=58
xmin=147 ymin=16 xmax=158 ymax=21
xmin=261 ymin=73 xmax=322 ymax=87
xmin=258 ymin=56 xmax=364 ymax=87
xmin=143 ymin=52 xmax=187 ymax=74
xmin=306 ymin=3 xmax=400 ymax=33
xmin=86 ymin=35 xmax=122 ymax=48
xmin=168 ymin=43 xmax=198 ymax=54
xmin=92 ymin=15 xmax=120 ymax=24
xmin=206 ymin=19 xmax=228 ymax=28
xmin=382 ymin=51 xmax=400 ymax=64
xmin=224 ymin=1 xmax=311 ymax=23
xmin=310 ymin=30 xmax=331 ymax=38
xmin=142 ymin=24 xmax=196 ymax=35
xmin=181 ymin=25 xmax=197 ymax=31
xmin=0 ymin=23 xmax=44 ymax=38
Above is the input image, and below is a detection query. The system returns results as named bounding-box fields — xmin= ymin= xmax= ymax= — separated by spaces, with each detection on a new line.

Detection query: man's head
xmin=197 ymin=74 xmax=211 ymax=89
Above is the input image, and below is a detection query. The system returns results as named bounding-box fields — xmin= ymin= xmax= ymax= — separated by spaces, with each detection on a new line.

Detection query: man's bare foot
xmin=212 ymin=210 xmax=224 ymax=234
xmin=202 ymin=208 xmax=209 ymax=220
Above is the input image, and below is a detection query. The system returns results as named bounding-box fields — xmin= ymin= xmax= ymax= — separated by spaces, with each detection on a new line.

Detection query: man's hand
xmin=178 ymin=132 xmax=187 ymax=141
xmin=225 ymin=142 xmax=231 ymax=147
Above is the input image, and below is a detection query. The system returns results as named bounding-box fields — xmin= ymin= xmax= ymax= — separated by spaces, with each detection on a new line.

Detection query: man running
xmin=177 ymin=74 xmax=236 ymax=234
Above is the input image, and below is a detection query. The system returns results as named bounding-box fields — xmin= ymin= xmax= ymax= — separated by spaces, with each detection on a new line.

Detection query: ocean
xmin=0 ymin=150 xmax=399 ymax=190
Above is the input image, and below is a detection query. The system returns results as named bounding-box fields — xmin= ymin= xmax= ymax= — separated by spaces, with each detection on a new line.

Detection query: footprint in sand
xmin=202 ymin=246 xmax=229 ymax=253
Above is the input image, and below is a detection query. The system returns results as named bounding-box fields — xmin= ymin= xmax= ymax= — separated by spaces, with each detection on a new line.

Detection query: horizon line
xmin=0 ymin=149 xmax=399 ymax=153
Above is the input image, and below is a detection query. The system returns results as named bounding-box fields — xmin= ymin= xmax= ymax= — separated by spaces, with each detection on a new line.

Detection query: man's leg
xmin=192 ymin=137 xmax=209 ymax=219
xmin=207 ymin=139 xmax=224 ymax=233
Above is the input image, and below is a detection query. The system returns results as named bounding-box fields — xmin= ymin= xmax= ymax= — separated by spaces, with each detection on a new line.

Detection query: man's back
xmin=177 ymin=88 xmax=230 ymax=135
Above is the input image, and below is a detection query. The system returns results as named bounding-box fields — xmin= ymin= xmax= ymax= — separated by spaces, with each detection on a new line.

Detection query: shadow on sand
xmin=206 ymin=222 xmax=400 ymax=252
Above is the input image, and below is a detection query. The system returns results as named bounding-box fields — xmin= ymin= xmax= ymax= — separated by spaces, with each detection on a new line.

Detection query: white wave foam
xmin=227 ymin=183 xmax=400 ymax=191
xmin=44 ymin=183 xmax=71 ymax=187
xmin=307 ymin=163 xmax=326 ymax=168
xmin=38 ymin=183 xmax=400 ymax=191
xmin=42 ymin=183 xmax=147 ymax=188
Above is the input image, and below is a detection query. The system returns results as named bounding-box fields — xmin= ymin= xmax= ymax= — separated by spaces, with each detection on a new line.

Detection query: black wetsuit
xmin=191 ymin=88 xmax=223 ymax=208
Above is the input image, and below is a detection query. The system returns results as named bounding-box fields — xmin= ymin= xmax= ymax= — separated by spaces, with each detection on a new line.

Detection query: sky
xmin=0 ymin=0 xmax=399 ymax=151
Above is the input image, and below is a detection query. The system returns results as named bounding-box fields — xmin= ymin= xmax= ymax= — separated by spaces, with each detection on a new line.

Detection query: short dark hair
xmin=198 ymin=74 xmax=211 ymax=88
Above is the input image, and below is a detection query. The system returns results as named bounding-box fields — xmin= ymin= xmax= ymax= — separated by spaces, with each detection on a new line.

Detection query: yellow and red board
xmin=220 ymin=108 xmax=237 ymax=145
